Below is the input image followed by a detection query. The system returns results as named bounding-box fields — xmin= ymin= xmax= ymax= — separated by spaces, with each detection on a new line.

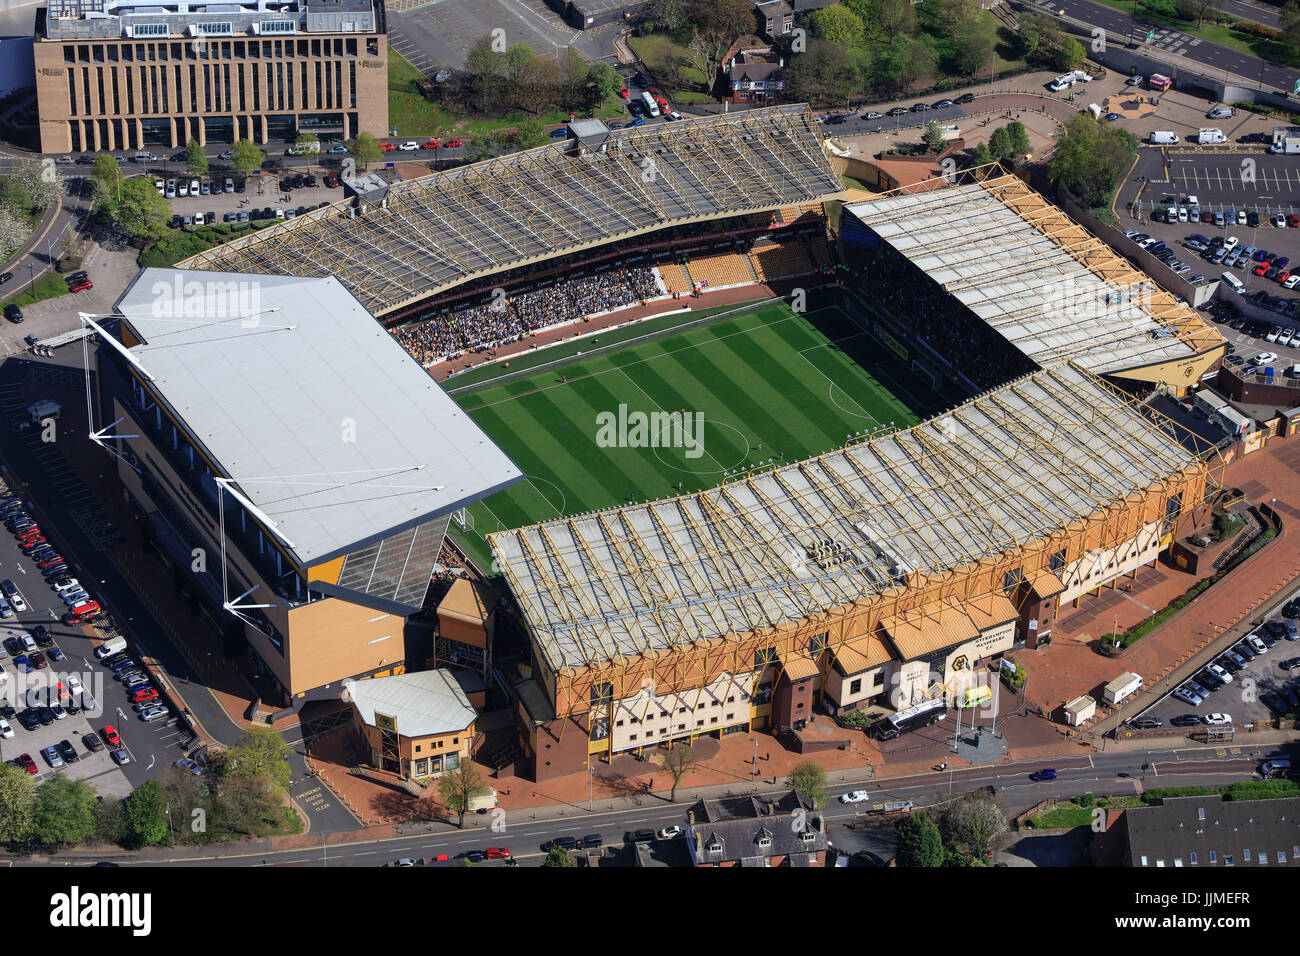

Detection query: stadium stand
xmin=749 ymin=238 xmax=815 ymax=282
xmin=179 ymin=106 xmax=841 ymax=317
xmin=657 ymin=262 xmax=695 ymax=295
xmin=687 ymin=249 xmax=760 ymax=289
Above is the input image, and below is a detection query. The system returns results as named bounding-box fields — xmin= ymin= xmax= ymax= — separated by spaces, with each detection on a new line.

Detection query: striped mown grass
xmin=449 ymin=299 xmax=948 ymax=569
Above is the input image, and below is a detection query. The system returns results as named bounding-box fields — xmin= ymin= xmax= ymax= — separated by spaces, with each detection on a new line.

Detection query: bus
xmin=871 ymin=698 xmax=946 ymax=740
xmin=640 ymin=91 xmax=661 ymax=118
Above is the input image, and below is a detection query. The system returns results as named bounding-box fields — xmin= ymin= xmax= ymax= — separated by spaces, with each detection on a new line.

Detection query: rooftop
xmin=490 ymin=363 xmax=1213 ymax=674
xmin=1123 ymin=796 xmax=1300 ymax=867
xmin=343 ymin=669 xmax=478 ymax=738
xmin=178 ymin=106 xmax=842 ymax=317
xmin=844 ymin=175 xmax=1224 ymax=376
xmin=112 ymin=268 xmax=522 ymax=567
xmin=41 ymin=0 xmax=377 ymax=39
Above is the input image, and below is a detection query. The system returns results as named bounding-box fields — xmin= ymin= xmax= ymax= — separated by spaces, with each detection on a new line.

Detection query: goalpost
xmin=911 ymin=359 xmax=937 ymax=390
xmin=452 ymin=507 xmax=475 ymax=532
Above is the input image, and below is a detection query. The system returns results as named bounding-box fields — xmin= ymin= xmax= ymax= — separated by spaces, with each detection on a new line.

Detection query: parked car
xmin=1029 ymin=768 xmax=1058 ymax=781
xmin=840 ymin=790 xmax=871 ymax=804
xmin=1202 ymin=712 xmax=1233 ymax=726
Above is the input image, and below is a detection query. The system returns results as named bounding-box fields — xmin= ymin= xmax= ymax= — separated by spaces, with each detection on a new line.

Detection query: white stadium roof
xmin=844 ymin=177 xmax=1223 ymax=376
xmin=490 ymin=363 xmax=1211 ymax=674
xmin=113 ymin=268 xmax=522 ymax=566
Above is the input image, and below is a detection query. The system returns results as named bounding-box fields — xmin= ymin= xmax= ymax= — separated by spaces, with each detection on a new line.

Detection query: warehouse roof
xmin=113 ymin=268 xmax=522 ymax=566
xmin=844 ymin=176 xmax=1224 ymax=376
xmin=178 ymin=106 xmax=841 ymax=316
xmin=490 ymin=363 xmax=1213 ymax=673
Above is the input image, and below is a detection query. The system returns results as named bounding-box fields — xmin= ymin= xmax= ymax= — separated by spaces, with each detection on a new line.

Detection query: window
xmin=696 ymin=720 xmax=704 ymax=727
xmin=800 ymin=831 xmax=817 ymax=843
xmin=1243 ymin=849 xmax=1251 ymax=861
xmin=727 ymin=696 xmax=735 ymax=703
xmin=1209 ymin=851 xmax=1217 ymax=863
xmin=678 ymin=707 xmax=687 ymax=714
xmin=1189 ymin=852 xmax=1197 ymax=864
xmin=414 ymin=744 xmax=421 ymax=753
xmin=259 ymin=19 xmax=296 ymax=34
xmin=452 ymin=737 xmax=458 ymax=745
xmin=1224 ymin=855 xmax=1233 ymax=866
xmin=131 ymin=24 xmax=168 ymax=38
xmin=615 ymin=720 xmax=623 ymax=727
xmin=1277 ymin=852 xmax=1285 ymax=863
xmin=678 ymin=724 xmax=685 ymax=730
xmin=726 ymin=713 xmax=734 ymax=720
xmin=756 ymin=836 xmax=772 ymax=849
xmin=850 ymin=678 xmax=862 ymax=695
xmin=1049 ymin=548 xmax=1066 ymax=571
xmin=195 ymin=22 xmax=233 ymax=36
xmin=629 ymin=734 xmax=636 ymax=741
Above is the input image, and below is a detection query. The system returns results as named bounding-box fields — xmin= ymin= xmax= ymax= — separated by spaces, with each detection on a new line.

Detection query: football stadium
xmin=164 ymin=105 xmax=1231 ymax=778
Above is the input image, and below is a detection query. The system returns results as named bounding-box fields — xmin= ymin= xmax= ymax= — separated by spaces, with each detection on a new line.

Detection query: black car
xmin=1127 ymin=717 xmax=1162 ymax=729
xmin=1197 ymin=670 xmax=1225 ymax=691
xmin=1280 ymin=657 xmax=1300 ymax=670
xmin=1258 ymin=630 xmax=1278 ymax=648
xmin=1281 ymin=685 xmax=1300 ymax=709
xmin=887 ymin=106 xmax=908 ymax=116
xmin=1215 ymin=655 xmax=1243 ymax=673
xmin=933 ymin=98 xmax=954 ymax=108
xmin=541 ymin=836 xmax=577 ymax=851
xmin=56 ymin=740 xmax=79 ymax=763
xmin=1234 ymin=641 xmax=1258 ymax=661
xmin=4 ymin=305 xmax=23 ymax=324
xmin=234 ymin=179 xmax=246 ymax=192
xmin=0 ymin=704 xmax=14 ymax=720
xmin=32 ymin=625 xmax=53 ymax=648
xmin=36 ymin=707 xmax=54 ymax=726
xmin=580 ymin=833 xmax=603 ymax=848
xmin=955 ymin=93 xmax=975 ymax=104
xmin=41 ymin=566 xmax=68 ymax=579
xmin=1170 ymin=714 xmax=1201 ymax=727
xmin=0 ymin=580 xmax=15 ymax=597
xmin=102 ymin=652 xmax=129 ymax=666
xmin=3 ymin=637 xmax=22 ymax=656
xmin=18 ymin=709 xmax=40 ymax=731
xmin=1262 ymin=692 xmax=1288 ymax=714
xmin=626 ymin=829 xmax=655 ymax=843
xmin=83 ymin=732 xmax=104 ymax=752
xmin=1248 ymin=211 xmax=1260 ymax=228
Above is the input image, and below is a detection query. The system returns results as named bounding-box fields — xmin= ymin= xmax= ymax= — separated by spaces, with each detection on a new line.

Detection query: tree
xmin=586 ymin=61 xmax=621 ymax=102
xmin=10 ymin=159 xmax=61 ymax=211
xmin=91 ymin=154 xmax=123 ymax=205
xmin=123 ymin=780 xmax=169 ymax=848
xmin=953 ymin=16 xmax=996 ymax=77
xmin=1049 ymin=112 xmax=1137 ymax=208
xmin=943 ymin=791 xmax=1007 ymax=860
xmin=210 ymin=767 xmax=280 ymax=837
xmin=787 ymin=39 xmax=860 ymax=106
xmin=543 ymin=845 xmax=574 ymax=867
xmin=660 ymin=744 xmax=698 ymax=802
xmin=988 ymin=125 xmax=1013 ymax=160
xmin=93 ymin=798 xmax=127 ymax=846
xmin=437 ymin=761 xmax=487 ymax=829
xmin=295 ymin=131 xmax=319 ymax=148
xmin=924 ymin=120 xmax=946 ymax=152
xmin=896 ymin=811 xmax=944 ymax=866
xmin=351 ymin=131 xmax=382 ymax=171
xmin=652 ymin=0 xmax=689 ymax=32
xmin=1284 ymin=0 xmax=1300 ymax=50
xmin=0 ymin=177 xmax=33 ymax=218
xmin=1056 ymin=35 xmax=1086 ymax=71
xmin=226 ymin=727 xmax=293 ymax=793
xmin=809 ymin=4 xmax=867 ymax=47
xmin=230 ymin=139 xmax=265 ymax=176
xmin=113 ymin=176 xmax=171 ymax=241
xmin=1006 ymin=120 xmax=1032 ymax=157
xmin=60 ymin=222 xmax=77 ymax=261
xmin=32 ymin=776 xmax=98 ymax=846
xmin=1017 ymin=18 xmax=1041 ymax=61
xmin=872 ymin=34 xmax=934 ymax=98
xmin=0 ymin=208 xmax=26 ymax=261
xmin=516 ymin=118 xmax=547 ymax=150
xmin=786 ymin=760 xmax=828 ymax=809
xmin=684 ymin=0 xmax=758 ymax=95
xmin=464 ymin=34 xmax=504 ymax=113
xmin=0 ymin=763 xmax=36 ymax=844
xmin=969 ymin=141 xmax=994 ymax=166
xmin=185 ymin=138 xmax=209 ymax=178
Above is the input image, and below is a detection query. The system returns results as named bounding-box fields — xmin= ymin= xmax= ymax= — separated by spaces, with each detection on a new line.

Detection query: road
xmin=1018 ymin=0 xmax=1298 ymax=93
xmin=22 ymin=744 xmax=1280 ymax=866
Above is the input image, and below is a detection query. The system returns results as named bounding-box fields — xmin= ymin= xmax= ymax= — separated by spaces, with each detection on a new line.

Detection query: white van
xmin=1150 ymin=131 xmax=1180 ymax=144
xmin=1220 ymin=271 xmax=1245 ymax=294
xmin=1197 ymin=128 xmax=1226 ymax=144
xmin=94 ymin=636 xmax=127 ymax=659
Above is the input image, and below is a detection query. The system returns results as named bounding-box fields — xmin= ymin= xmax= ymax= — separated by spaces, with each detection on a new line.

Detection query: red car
xmin=21 ymin=537 xmax=48 ymax=551
xmin=445 ymin=138 xmax=462 ymax=148
xmin=618 ymin=86 xmax=629 ymax=98
xmin=69 ymin=279 xmax=93 ymax=292
xmin=1255 ymin=262 xmax=1270 ymax=276
xmin=37 ymin=555 xmax=64 ymax=568
xmin=102 ymin=725 xmax=120 ymax=747
xmin=485 ymin=847 xmax=511 ymax=859
xmin=130 ymin=687 xmax=159 ymax=704
xmin=1290 ymin=213 xmax=1300 ymax=228
xmin=422 ymin=139 xmax=440 ymax=149
xmin=1276 ymin=270 xmax=1291 ymax=284
xmin=381 ymin=142 xmax=396 ymax=151
xmin=15 ymin=753 xmax=37 ymax=774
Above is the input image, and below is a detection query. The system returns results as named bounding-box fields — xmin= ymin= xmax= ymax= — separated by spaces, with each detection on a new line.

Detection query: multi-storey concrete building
xmin=33 ymin=0 xmax=389 ymax=154
xmin=93 ymin=267 xmax=521 ymax=705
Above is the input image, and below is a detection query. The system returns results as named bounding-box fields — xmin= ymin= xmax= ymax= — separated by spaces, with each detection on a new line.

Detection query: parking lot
xmin=0 ymin=439 xmax=197 ymax=793
xmin=1132 ymin=604 xmax=1300 ymax=733
xmin=1156 ymin=151 xmax=1300 ymax=219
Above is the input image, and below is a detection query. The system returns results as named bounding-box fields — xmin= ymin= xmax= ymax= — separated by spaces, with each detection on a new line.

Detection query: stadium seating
xmin=685 ymin=251 xmax=759 ymax=289
xmin=749 ymin=239 xmax=815 ymax=281
xmin=658 ymin=262 xmax=695 ymax=295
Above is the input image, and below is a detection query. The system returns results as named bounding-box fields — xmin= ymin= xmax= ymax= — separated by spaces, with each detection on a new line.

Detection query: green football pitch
xmin=447 ymin=298 xmax=953 ymax=570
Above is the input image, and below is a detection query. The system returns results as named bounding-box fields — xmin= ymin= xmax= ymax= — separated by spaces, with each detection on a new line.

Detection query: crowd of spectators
xmin=857 ymin=249 xmax=1035 ymax=390
xmin=393 ymin=265 xmax=661 ymax=365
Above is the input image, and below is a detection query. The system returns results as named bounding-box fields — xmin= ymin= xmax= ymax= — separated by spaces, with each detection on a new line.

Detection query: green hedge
xmin=1225 ymin=779 xmax=1300 ymax=801
xmin=138 ymin=221 xmax=277 ymax=268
